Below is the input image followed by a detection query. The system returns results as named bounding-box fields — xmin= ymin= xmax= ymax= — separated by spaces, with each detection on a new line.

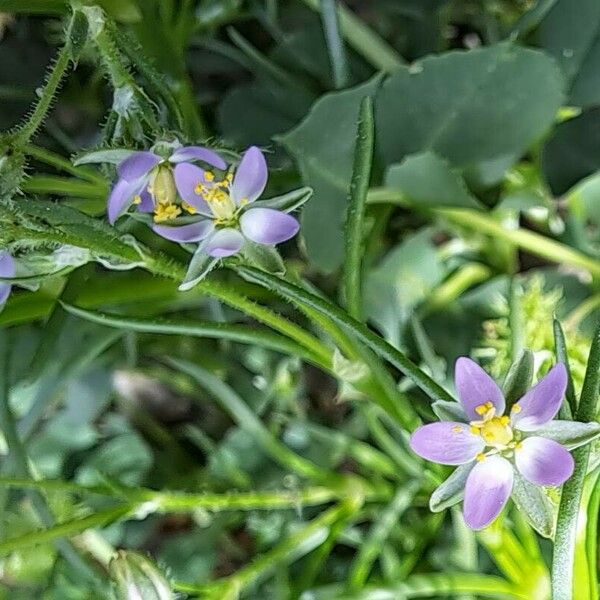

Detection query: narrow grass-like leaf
xmin=553 ymin=318 xmax=577 ymax=418
xmin=552 ymin=320 xmax=600 ymax=600
xmin=319 ymin=0 xmax=349 ymax=89
xmin=235 ymin=266 xmax=455 ymax=406
xmin=61 ymin=303 xmax=323 ymax=366
xmin=343 ymin=95 xmax=374 ymax=320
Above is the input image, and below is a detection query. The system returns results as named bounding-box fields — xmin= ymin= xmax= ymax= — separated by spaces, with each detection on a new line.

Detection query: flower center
xmin=469 ymin=402 xmax=520 ymax=460
xmin=194 ymin=171 xmax=245 ymax=225
xmin=147 ymin=165 xmax=199 ymax=223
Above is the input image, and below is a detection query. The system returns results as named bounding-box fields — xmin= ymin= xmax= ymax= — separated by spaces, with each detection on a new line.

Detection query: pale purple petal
xmin=463 ymin=455 xmax=513 ymax=530
xmin=117 ymin=152 xmax=160 ymax=181
xmin=511 ymin=363 xmax=567 ymax=431
xmin=409 ymin=422 xmax=484 ymax=466
xmin=0 ymin=252 xmax=15 ymax=305
xmin=107 ymin=178 xmax=146 ymax=225
xmin=240 ymin=208 xmax=299 ymax=245
xmin=515 ymin=437 xmax=574 ymax=487
xmin=137 ymin=190 xmax=154 ymax=213
xmin=455 ymin=357 xmax=505 ymax=420
xmin=170 ymin=146 xmax=227 ymax=170
xmin=203 ymin=228 xmax=244 ymax=258
xmin=231 ymin=146 xmax=268 ymax=204
xmin=153 ymin=221 xmax=214 ymax=243
xmin=173 ymin=163 xmax=212 ymax=215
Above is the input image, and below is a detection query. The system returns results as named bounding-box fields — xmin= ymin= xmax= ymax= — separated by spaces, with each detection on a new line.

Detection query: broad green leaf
xmin=502 ymin=349 xmax=534 ymax=409
xmin=538 ymin=0 xmax=600 ymax=108
xmin=511 ymin=473 xmax=555 ymax=538
xmin=432 ymin=400 xmax=467 ymax=422
xmin=279 ymin=75 xmax=383 ymax=272
xmin=430 ymin=464 xmax=473 ymax=513
xmin=532 ymin=421 xmax=600 ymax=450
xmin=376 ymin=43 xmax=564 ymax=167
xmin=364 ymin=230 xmax=444 ymax=348
xmin=385 ymin=152 xmax=481 ymax=209
xmin=542 ymin=108 xmax=600 ymax=194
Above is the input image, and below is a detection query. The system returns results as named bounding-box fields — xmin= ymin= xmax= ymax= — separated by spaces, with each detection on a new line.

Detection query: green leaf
xmin=553 ymin=319 xmax=578 ymax=418
xmin=377 ymin=43 xmax=564 ymax=167
xmin=385 ymin=152 xmax=481 ymax=209
xmin=252 ymin=187 xmax=313 ymax=212
xmin=242 ymin=242 xmax=285 ymax=275
xmin=73 ymin=148 xmax=135 ymax=166
xmin=432 ymin=400 xmax=467 ymax=422
xmin=511 ymin=473 xmax=555 ymax=538
xmin=279 ymin=75 xmax=383 ymax=272
xmin=538 ymin=0 xmax=600 ymax=108
xmin=533 ymin=421 xmax=600 ymax=450
xmin=429 ymin=464 xmax=473 ymax=513
xmin=364 ymin=230 xmax=444 ymax=348
xmin=343 ymin=96 xmax=374 ymax=319
xmin=542 ymin=107 xmax=600 ymax=194
xmin=502 ymin=349 xmax=534 ymax=409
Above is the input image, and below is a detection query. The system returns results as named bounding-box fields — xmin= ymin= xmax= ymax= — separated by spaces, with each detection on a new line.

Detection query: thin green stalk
xmin=21 ymin=175 xmax=108 ymax=199
xmin=565 ymin=293 xmax=600 ymax=330
xmin=348 ymin=483 xmax=418 ymax=590
xmin=23 ymin=144 xmax=106 ymax=183
xmin=509 ymin=278 xmax=524 ymax=363
xmin=299 ymin=0 xmax=403 ymax=72
xmin=343 ymin=95 xmax=374 ymax=320
xmin=552 ymin=320 xmax=600 ymax=600
xmin=61 ymin=304 xmax=327 ymax=367
xmin=319 ymin=0 xmax=350 ymax=88
xmin=235 ymin=266 xmax=455 ymax=407
xmin=14 ymin=43 xmax=71 ymax=144
xmin=553 ymin=319 xmax=577 ymax=418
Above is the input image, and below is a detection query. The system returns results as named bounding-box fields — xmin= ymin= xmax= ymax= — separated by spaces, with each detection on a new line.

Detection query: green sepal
xmin=432 ymin=400 xmax=468 ymax=422
xmin=502 ymin=349 xmax=534 ymax=409
xmin=179 ymin=248 xmax=218 ymax=291
xmin=511 ymin=472 xmax=555 ymax=538
xmin=66 ymin=9 xmax=89 ymax=62
xmin=429 ymin=463 xmax=473 ymax=513
xmin=251 ymin=187 xmax=313 ymax=213
xmin=532 ymin=421 xmax=600 ymax=450
xmin=242 ymin=242 xmax=285 ymax=275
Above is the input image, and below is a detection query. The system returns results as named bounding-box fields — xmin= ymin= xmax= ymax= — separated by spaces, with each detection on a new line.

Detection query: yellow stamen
xmin=511 ymin=405 xmax=522 ymax=414
xmin=475 ymin=404 xmax=488 ymax=416
xmin=476 ymin=453 xmax=486 ymax=462
xmin=182 ymin=202 xmax=197 ymax=215
xmin=452 ymin=425 xmax=463 ymax=433
xmin=204 ymin=171 xmax=215 ymax=182
xmin=153 ymin=203 xmax=181 ymax=223
xmin=470 ymin=426 xmax=480 ymax=435
xmin=499 ymin=416 xmax=510 ymax=426
xmin=133 ymin=194 xmax=142 ymax=205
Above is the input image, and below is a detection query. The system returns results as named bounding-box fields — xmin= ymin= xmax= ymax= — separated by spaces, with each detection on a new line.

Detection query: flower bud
xmin=109 ymin=550 xmax=174 ymax=600
xmin=149 ymin=165 xmax=177 ymax=206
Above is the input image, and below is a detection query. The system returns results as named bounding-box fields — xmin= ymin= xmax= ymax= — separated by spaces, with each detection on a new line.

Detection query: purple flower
xmin=410 ymin=358 xmax=581 ymax=530
xmin=107 ymin=144 xmax=227 ymax=225
xmin=0 ymin=251 xmax=15 ymax=306
xmin=151 ymin=146 xmax=300 ymax=258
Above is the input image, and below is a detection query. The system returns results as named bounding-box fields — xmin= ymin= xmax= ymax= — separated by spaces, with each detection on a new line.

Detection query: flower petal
xmin=455 ymin=357 xmax=505 ymax=420
xmin=515 ymin=436 xmax=574 ymax=487
xmin=107 ymin=178 xmax=146 ymax=225
xmin=511 ymin=363 xmax=567 ymax=431
xmin=137 ymin=190 xmax=154 ymax=213
xmin=153 ymin=220 xmax=214 ymax=243
xmin=231 ymin=146 xmax=268 ymax=204
xmin=117 ymin=151 xmax=160 ymax=181
xmin=170 ymin=146 xmax=227 ymax=170
xmin=409 ymin=422 xmax=484 ymax=465
xmin=173 ymin=163 xmax=212 ymax=215
xmin=0 ymin=252 xmax=15 ymax=305
xmin=204 ymin=228 xmax=244 ymax=258
xmin=463 ymin=455 xmax=513 ymax=530
xmin=240 ymin=208 xmax=299 ymax=245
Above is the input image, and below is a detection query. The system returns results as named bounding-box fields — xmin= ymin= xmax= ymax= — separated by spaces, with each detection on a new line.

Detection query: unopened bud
xmin=148 ymin=165 xmax=176 ymax=206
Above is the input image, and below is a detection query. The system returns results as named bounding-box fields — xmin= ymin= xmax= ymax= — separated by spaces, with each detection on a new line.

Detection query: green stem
xmin=15 ymin=43 xmax=71 ymax=144
xmin=319 ymin=0 xmax=350 ymax=88
xmin=235 ymin=266 xmax=454 ymax=409
xmin=343 ymin=95 xmax=374 ymax=320
xmin=299 ymin=0 xmax=403 ymax=72
xmin=552 ymin=320 xmax=600 ymax=600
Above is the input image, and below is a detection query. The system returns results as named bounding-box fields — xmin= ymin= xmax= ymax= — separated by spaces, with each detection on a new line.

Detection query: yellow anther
xmin=475 ymin=404 xmax=489 ymax=416
xmin=511 ymin=405 xmax=522 ymax=414
xmin=204 ymin=171 xmax=215 ymax=182
xmin=133 ymin=194 xmax=142 ymax=205
xmin=195 ymin=183 xmax=205 ymax=195
xmin=452 ymin=425 xmax=463 ymax=433
xmin=240 ymin=197 xmax=249 ymax=206
xmin=514 ymin=442 xmax=523 ymax=450
xmin=153 ymin=203 xmax=181 ymax=223
xmin=182 ymin=202 xmax=197 ymax=215
xmin=470 ymin=426 xmax=480 ymax=435
xmin=476 ymin=453 xmax=487 ymax=462
xmin=499 ymin=416 xmax=510 ymax=426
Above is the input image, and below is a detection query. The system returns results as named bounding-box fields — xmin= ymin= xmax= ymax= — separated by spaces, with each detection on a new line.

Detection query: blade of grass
xmin=343 ymin=95 xmax=374 ymax=320
xmin=319 ymin=0 xmax=350 ymax=88
xmin=552 ymin=320 xmax=600 ymax=600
